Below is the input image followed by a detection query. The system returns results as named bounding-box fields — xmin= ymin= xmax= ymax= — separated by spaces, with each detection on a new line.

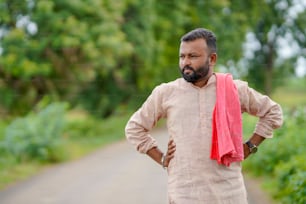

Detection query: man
xmin=125 ymin=28 xmax=283 ymax=203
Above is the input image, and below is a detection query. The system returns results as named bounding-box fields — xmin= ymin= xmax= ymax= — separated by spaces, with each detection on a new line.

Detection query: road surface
xmin=0 ymin=128 xmax=274 ymax=204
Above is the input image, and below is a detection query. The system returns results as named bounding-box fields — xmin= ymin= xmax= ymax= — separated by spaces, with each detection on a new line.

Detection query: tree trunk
xmin=264 ymin=43 xmax=274 ymax=96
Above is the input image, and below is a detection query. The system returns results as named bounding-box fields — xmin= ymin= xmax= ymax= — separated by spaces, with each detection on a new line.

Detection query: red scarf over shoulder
xmin=210 ymin=73 xmax=244 ymax=166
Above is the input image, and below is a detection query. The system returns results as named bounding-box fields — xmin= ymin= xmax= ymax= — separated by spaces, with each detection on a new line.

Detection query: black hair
xmin=180 ymin=28 xmax=217 ymax=53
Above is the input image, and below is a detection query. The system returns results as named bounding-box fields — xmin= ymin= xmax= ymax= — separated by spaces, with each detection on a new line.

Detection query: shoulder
xmin=233 ymin=79 xmax=252 ymax=104
xmin=233 ymin=79 xmax=249 ymax=91
xmin=153 ymin=78 xmax=185 ymax=93
xmin=215 ymin=73 xmax=248 ymax=89
xmin=215 ymin=73 xmax=249 ymax=92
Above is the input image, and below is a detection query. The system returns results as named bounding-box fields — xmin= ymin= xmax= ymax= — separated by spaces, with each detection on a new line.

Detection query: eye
xmin=190 ymin=55 xmax=199 ymax=58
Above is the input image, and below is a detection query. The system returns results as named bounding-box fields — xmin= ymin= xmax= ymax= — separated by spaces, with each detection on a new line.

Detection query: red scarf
xmin=210 ymin=73 xmax=244 ymax=166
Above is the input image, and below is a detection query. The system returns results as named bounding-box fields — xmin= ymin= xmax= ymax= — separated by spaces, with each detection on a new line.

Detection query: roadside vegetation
xmin=0 ymin=102 xmax=132 ymax=189
xmin=243 ymin=77 xmax=306 ymax=204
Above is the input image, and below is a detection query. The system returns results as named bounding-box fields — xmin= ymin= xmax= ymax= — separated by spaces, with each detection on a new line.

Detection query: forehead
xmin=179 ymin=38 xmax=208 ymax=54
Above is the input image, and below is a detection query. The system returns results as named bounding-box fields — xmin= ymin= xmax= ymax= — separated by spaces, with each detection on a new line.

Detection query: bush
xmin=3 ymin=102 xmax=68 ymax=162
xmin=274 ymin=154 xmax=306 ymax=204
xmin=64 ymin=109 xmax=130 ymax=144
xmin=64 ymin=115 xmax=102 ymax=139
xmin=243 ymin=107 xmax=306 ymax=203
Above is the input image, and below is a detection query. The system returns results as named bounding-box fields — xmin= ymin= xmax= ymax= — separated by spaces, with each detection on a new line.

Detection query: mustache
xmin=182 ymin=66 xmax=195 ymax=72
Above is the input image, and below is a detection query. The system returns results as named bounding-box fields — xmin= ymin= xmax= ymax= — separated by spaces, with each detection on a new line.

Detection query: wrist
xmin=245 ymin=140 xmax=258 ymax=154
xmin=161 ymin=154 xmax=167 ymax=169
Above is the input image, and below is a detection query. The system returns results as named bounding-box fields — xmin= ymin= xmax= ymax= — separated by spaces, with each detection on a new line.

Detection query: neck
xmin=193 ymin=72 xmax=213 ymax=87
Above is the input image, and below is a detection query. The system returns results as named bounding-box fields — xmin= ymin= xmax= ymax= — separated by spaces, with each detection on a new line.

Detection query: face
xmin=179 ymin=38 xmax=215 ymax=85
xmin=180 ymin=57 xmax=210 ymax=83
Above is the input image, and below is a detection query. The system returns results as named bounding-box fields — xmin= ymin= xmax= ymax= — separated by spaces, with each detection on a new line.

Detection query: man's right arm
xmin=125 ymin=85 xmax=169 ymax=156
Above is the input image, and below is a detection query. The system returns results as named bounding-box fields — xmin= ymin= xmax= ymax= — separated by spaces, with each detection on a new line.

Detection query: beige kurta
xmin=125 ymin=74 xmax=283 ymax=204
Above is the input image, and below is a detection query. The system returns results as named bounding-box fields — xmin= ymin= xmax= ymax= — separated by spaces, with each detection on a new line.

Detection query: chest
xmin=164 ymin=85 xmax=216 ymax=120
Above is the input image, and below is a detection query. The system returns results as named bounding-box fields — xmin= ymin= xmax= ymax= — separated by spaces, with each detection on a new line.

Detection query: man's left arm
xmin=236 ymin=81 xmax=284 ymax=159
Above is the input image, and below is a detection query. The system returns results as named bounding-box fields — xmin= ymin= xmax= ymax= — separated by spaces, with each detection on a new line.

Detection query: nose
xmin=180 ymin=57 xmax=191 ymax=67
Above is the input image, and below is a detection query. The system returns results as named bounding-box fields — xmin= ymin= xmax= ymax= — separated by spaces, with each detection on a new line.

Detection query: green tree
xmin=1 ymin=0 xmax=305 ymax=117
xmin=0 ymin=0 xmax=133 ymax=117
xmin=241 ymin=0 xmax=306 ymax=95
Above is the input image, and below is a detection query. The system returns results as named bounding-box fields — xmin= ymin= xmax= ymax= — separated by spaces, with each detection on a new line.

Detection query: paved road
xmin=0 ymin=128 xmax=273 ymax=204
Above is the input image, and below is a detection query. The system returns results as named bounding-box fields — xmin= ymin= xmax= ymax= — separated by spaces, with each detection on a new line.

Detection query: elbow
xmin=272 ymin=104 xmax=284 ymax=129
xmin=125 ymin=122 xmax=134 ymax=142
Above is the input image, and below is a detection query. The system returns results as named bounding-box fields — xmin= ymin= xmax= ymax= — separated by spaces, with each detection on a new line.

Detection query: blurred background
xmin=0 ymin=0 xmax=305 ymax=203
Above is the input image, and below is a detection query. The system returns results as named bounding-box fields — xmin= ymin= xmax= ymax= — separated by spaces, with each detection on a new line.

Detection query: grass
xmin=62 ymin=109 xmax=132 ymax=158
xmin=272 ymin=77 xmax=306 ymax=108
xmin=272 ymin=88 xmax=306 ymax=108
xmin=0 ymin=159 xmax=41 ymax=189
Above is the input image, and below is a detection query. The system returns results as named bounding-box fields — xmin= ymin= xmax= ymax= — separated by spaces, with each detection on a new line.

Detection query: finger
xmin=169 ymin=150 xmax=175 ymax=155
xmin=168 ymin=141 xmax=176 ymax=149
xmin=167 ymin=153 xmax=175 ymax=160
xmin=167 ymin=147 xmax=176 ymax=157
xmin=168 ymin=139 xmax=175 ymax=146
xmin=168 ymin=144 xmax=176 ymax=151
xmin=168 ymin=145 xmax=176 ymax=153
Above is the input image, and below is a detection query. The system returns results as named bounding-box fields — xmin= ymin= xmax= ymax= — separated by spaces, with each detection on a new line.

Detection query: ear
xmin=209 ymin=53 xmax=217 ymax=66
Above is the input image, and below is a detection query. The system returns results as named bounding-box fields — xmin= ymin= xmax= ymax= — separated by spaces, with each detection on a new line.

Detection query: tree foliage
xmin=241 ymin=0 xmax=306 ymax=95
xmin=0 ymin=0 xmax=305 ymax=117
xmin=0 ymin=0 xmax=133 ymax=117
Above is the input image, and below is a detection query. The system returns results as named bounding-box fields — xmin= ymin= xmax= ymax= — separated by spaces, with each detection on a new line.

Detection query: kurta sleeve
xmin=235 ymin=80 xmax=283 ymax=138
xmin=125 ymin=84 xmax=166 ymax=153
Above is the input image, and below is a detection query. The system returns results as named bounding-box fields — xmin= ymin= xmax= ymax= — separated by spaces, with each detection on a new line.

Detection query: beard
xmin=180 ymin=60 xmax=210 ymax=83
